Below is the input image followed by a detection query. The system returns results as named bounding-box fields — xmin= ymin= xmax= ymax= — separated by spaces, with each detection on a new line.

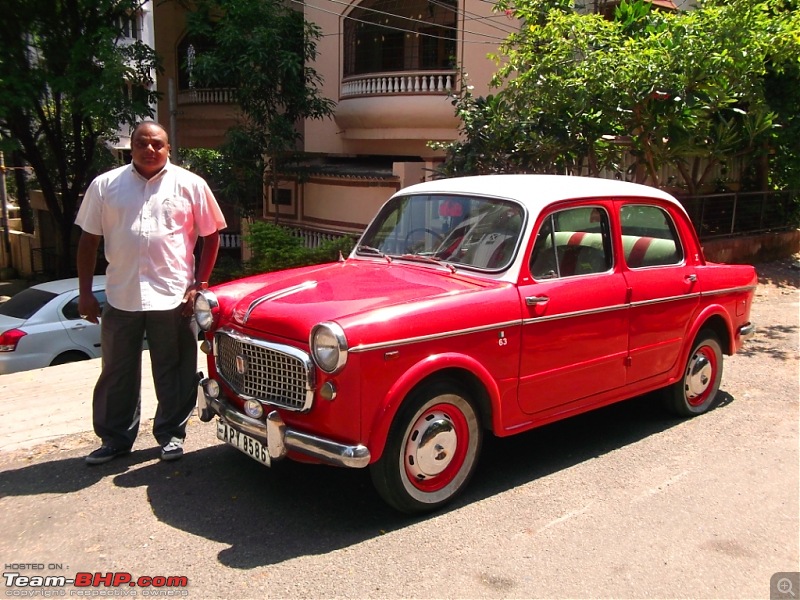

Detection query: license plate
xmin=217 ymin=420 xmax=270 ymax=467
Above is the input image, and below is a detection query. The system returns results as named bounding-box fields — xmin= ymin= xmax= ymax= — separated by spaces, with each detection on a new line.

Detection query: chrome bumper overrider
xmin=196 ymin=377 xmax=370 ymax=469
xmin=738 ymin=322 xmax=756 ymax=340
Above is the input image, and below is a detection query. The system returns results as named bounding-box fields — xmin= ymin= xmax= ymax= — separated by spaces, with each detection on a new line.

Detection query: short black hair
xmin=131 ymin=121 xmax=169 ymax=142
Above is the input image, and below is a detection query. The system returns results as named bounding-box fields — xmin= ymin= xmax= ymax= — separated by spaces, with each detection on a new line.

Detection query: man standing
xmin=76 ymin=121 xmax=227 ymax=464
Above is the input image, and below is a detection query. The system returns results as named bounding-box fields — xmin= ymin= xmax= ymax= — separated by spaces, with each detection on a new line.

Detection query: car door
xmin=60 ymin=289 xmax=106 ymax=357
xmin=517 ymin=203 xmax=629 ymax=415
xmin=617 ymin=201 xmax=700 ymax=384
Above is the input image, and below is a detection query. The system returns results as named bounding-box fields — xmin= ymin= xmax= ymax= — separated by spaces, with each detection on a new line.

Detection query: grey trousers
xmin=92 ymin=304 xmax=197 ymax=449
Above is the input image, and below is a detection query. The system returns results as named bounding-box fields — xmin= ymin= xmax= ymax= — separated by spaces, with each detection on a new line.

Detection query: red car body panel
xmin=196 ymin=175 xmax=756 ymax=509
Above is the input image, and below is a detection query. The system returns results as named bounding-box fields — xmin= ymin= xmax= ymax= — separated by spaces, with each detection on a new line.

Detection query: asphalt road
xmin=1 ymin=259 xmax=798 ymax=600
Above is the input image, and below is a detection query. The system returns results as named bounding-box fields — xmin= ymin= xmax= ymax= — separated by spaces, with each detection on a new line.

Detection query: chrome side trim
xmin=349 ymin=319 xmax=521 ymax=353
xmin=630 ymin=292 xmax=702 ymax=308
xmin=199 ymin=382 xmax=370 ymax=468
xmin=522 ymin=303 xmax=628 ymax=325
xmin=522 ymin=291 xmax=704 ymax=325
xmin=700 ymin=285 xmax=758 ymax=298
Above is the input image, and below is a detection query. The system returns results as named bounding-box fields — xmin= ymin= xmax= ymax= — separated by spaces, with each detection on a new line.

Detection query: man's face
xmin=131 ymin=124 xmax=170 ymax=179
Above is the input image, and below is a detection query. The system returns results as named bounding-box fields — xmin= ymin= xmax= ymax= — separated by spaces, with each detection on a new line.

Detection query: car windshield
xmin=358 ymin=194 xmax=525 ymax=271
xmin=0 ymin=288 xmax=57 ymax=319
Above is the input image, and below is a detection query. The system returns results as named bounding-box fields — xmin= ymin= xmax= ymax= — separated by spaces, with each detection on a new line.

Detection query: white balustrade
xmin=341 ymin=72 xmax=454 ymax=98
xmin=177 ymin=88 xmax=235 ymax=105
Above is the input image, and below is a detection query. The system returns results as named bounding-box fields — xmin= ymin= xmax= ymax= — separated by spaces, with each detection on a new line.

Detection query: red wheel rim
xmin=685 ymin=344 xmax=718 ymax=407
xmin=403 ymin=402 xmax=471 ymax=493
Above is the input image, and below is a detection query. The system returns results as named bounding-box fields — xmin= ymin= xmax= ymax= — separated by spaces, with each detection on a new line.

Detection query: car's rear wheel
xmin=666 ymin=331 xmax=723 ymax=417
xmin=370 ymin=380 xmax=482 ymax=514
xmin=50 ymin=351 xmax=90 ymax=366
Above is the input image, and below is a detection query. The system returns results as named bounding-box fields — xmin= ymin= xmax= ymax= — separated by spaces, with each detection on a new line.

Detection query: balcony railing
xmin=177 ymin=88 xmax=235 ymax=105
xmin=341 ymin=71 xmax=455 ymax=98
xmin=289 ymin=226 xmax=356 ymax=249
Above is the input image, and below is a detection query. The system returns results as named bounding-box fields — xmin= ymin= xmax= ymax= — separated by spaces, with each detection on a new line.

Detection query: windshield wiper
xmin=395 ymin=253 xmax=457 ymax=273
xmin=357 ymin=245 xmax=392 ymax=263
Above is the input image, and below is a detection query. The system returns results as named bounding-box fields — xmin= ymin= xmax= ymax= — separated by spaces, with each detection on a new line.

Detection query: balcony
xmin=342 ymin=71 xmax=454 ymax=97
xmin=177 ymin=87 xmax=236 ymax=106
xmin=335 ymin=70 xmax=459 ymax=141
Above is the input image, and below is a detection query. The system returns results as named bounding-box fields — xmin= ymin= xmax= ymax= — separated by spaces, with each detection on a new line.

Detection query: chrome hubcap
xmin=405 ymin=412 xmax=457 ymax=480
xmin=685 ymin=353 xmax=712 ymax=399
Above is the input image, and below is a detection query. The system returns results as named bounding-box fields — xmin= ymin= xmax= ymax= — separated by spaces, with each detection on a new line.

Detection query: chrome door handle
xmin=685 ymin=274 xmax=697 ymax=283
xmin=525 ymin=296 xmax=549 ymax=306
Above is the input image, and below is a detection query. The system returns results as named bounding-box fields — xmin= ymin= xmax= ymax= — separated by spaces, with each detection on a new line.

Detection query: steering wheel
xmin=405 ymin=228 xmax=444 ymax=252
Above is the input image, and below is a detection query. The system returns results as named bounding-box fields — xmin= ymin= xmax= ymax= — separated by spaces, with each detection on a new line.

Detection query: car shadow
xmin=0 ymin=390 xmax=733 ymax=569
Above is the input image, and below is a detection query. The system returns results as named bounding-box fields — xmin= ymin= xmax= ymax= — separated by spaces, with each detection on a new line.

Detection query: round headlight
xmin=194 ymin=290 xmax=219 ymax=331
xmin=310 ymin=322 xmax=348 ymax=374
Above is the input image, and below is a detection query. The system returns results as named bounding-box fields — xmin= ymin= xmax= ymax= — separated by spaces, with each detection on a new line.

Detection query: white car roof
xmin=32 ymin=276 xmax=106 ymax=294
xmin=394 ymin=174 xmax=679 ymax=211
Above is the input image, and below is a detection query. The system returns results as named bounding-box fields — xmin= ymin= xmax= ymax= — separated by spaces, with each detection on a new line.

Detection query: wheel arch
xmin=688 ymin=308 xmax=733 ymax=355
xmin=365 ymin=354 xmax=498 ymax=463
xmin=50 ymin=349 xmax=92 ymax=366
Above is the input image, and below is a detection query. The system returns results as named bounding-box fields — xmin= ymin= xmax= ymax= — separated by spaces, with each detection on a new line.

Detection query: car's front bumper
xmin=196 ymin=376 xmax=370 ymax=469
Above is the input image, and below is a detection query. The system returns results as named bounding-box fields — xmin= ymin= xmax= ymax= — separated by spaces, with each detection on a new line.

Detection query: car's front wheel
xmin=666 ymin=331 xmax=723 ymax=417
xmin=370 ymin=380 xmax=482 ymax=514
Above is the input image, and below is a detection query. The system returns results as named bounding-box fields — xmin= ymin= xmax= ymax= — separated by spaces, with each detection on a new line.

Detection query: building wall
xmin=302 ymin=0 xmax=507 ymax=158
xmin=152 ymin=1 xmax=239 ymax=152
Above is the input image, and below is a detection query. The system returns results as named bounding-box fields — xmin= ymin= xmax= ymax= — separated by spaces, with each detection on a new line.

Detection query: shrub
xmin=243 ymin=221 xmax=356 ymax=275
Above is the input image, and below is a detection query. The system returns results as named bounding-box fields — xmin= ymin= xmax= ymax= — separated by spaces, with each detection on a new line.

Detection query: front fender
xmin=365 ymin=352 xmax=502 ymax=463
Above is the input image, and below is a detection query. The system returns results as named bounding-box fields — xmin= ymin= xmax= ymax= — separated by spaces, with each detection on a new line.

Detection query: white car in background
xmin=0 ymin=277 xmax=106 ymax=375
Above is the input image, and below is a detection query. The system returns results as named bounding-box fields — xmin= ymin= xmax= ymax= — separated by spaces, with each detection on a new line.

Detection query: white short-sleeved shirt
xmin=75 ymin=161 xmax=227 ymax=312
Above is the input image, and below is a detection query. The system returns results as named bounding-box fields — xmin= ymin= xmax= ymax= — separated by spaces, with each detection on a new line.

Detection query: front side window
xmin=620 ymin=204 xmax=683 ymax=268
xmin=530 ymin=206 xmax=612 ymax=279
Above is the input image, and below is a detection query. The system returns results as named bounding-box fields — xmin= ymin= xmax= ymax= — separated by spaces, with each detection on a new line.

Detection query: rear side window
xmin=530 ymin=206 xmax=612 ymax=279
xmin=620 ymin=205 xmax=683 ymax=268
xmin=0 ymin=289 xmax=56 ymax=319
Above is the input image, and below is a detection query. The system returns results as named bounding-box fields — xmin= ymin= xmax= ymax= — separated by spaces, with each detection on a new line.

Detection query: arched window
xmin=177 ymin=34 xmax=214 ymax=91
xmin=343 ymin=0 xmax=458 ymax=77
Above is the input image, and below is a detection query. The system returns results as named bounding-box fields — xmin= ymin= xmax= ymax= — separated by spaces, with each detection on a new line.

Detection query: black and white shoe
xmin=160 ymin=439 xmax=184 ymax=462
xmin=85 ymin=445 xmax=131 ymax=465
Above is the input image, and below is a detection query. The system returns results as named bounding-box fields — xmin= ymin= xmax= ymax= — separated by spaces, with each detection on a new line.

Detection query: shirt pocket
xmin=160 ymin=196 xmax=191 ymax=232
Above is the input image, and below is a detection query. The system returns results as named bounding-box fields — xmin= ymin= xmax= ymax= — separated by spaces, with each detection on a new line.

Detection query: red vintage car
xmin=194 ymin=174 xmax=756 ymax=513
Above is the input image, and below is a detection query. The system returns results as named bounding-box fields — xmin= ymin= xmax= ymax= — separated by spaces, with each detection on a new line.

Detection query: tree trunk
xmin=56 ymin=217 xmax=76 ymax=278
xmin=11 ymin=152 xmax=35 ymax=234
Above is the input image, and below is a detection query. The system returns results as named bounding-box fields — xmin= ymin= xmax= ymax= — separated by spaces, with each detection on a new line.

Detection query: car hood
xmin=212 ymin=259 xmax=517 ymax=346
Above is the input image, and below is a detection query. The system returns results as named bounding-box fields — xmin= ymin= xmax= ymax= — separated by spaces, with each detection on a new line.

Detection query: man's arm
xmin=196 ymin=230 xmax=221 ymax=284
xmin=76 ymin=231 xmax=102 ymax=323
xmin=182 ymin=230 xmax=221 ymax=315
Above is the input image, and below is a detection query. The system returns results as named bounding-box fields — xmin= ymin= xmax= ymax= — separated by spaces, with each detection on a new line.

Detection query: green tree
xmin=187 ymin=0 xmax=335 ymax=219
xmin=0 ymin=0 xmax=159 ymax=276
xmin=437 ymin=0 xmax=800 ymax=193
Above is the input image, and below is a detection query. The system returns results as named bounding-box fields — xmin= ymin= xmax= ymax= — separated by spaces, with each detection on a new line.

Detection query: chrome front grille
xmin=215 ymin=330 xmax=314 ymax=412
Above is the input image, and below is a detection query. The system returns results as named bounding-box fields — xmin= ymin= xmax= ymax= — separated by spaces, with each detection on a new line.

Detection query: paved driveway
xmin=0 ymin=259 xmax=797 ymax=599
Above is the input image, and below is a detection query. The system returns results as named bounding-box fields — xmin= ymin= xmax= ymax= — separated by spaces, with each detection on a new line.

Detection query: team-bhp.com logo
xmin=3 ymin=570 xmax=189 ymax=596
